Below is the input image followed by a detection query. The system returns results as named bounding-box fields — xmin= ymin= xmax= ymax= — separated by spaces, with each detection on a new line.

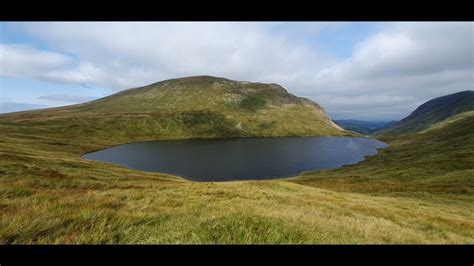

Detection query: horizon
xmin=1 ymin=22 xmax=473 ymax=120
xmin=1 ymin=73 xmax=471 ymax=122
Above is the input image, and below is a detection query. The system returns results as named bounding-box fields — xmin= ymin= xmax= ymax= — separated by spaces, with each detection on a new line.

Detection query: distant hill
xmin=333 ymin=119 xmax=396 ymax=135
xmin=0 ymin=75 xmax=349 ymax=141
xmin=375 ymin=90 xmax=474 ymax=135
xmin=1 ymin=77 xmax=473 ymax=244
xmin=294 ymin=98 xmax=474 ymax=195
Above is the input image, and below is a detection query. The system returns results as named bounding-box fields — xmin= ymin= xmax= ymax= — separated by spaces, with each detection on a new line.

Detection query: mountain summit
xmin=3 ymin=76 xmax=348 ymax=141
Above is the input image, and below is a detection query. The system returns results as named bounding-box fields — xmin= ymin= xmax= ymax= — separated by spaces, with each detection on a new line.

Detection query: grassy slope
xmin=3 ymin=76 xmax=348 ymax=141
xmin=418 ymin=111 xmax=474 ymax=134
xmin=376 ymin=90 xmax=474 ymax=135
xmin=0 ymin=112 xmax=473 ymax=243
xmin=0 ymin=80 xmax=472 ymax=244
xmin=293 ymin=114 xmax=474 ymax=195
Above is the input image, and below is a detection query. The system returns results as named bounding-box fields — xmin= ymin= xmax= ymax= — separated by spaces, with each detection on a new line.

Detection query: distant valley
xmin=333 ymin=119 xmax=396 ymax=135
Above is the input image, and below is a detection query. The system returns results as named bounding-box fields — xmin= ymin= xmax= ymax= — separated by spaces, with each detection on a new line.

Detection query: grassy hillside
xmin=2 ymin=76 xmax=348 ymax=141
xmin=376 ymin=90 xmax=474 ymax=135
xmin=0 ymin=87 xmax=473 ymax=243
xmin=0 ymin=82 xmax=474 ymax=244
xmin=293 ymin=114 xmax=474 ymax=195
xmin=418 ymin=111 xmax=474 ymax=134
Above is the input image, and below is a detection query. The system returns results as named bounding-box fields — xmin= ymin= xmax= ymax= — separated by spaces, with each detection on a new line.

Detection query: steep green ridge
xmin=419 ymin=111 xmax=474 ymax=134
xmin=2 ymin=76 xmax=347 ymax=142
xmin=376 ymin=90 xmax=474 ymax=135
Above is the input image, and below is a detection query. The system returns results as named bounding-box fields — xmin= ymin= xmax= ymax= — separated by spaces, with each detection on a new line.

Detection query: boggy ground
xmin=0 ymin=111 xmax=473 ymax=244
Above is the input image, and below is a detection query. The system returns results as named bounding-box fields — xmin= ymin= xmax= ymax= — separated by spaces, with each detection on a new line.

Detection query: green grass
xmin=60 ymin=75 xmax=348 ymax=138
xmin=0 ymin=78 xmax=472 ymax=244
xmin=239 ymin=95 xmax=267 ymax=112
xmin=418 ymin=111 xmax=474 ymax=134
xmin=0 ymin=112 xmax=472 ymax=244
xmin=292 ymin=114 xmax=474 ymax=196
xmin=376 ymin=90 xmax=473 ymax=135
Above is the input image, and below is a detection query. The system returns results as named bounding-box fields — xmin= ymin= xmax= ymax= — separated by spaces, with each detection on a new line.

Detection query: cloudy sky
xmin=1 ymin=22 xmax=473 ymax=120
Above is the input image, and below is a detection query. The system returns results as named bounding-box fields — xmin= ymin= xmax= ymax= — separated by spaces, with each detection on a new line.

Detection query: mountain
xmin=1 ymin=76 xmax=349 ymax=142
xmin=1 ymin=76 xmax=472 ymax=244
xmin=2 ymin=97 xmax=473 ymax=243
xmin=375 ymin=90 xmax=474 ymax=135
xmin=333 ymin=119 xmax=396 ymax=134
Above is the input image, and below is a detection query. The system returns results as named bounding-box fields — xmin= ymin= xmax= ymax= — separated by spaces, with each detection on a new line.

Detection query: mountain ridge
xmin=375 ymin=90 xmax=474 ymax=135
xmin=1 ymin=75 xmax=350 ymax=143
xmin=1 ymin=78 xmax=473 ymax=244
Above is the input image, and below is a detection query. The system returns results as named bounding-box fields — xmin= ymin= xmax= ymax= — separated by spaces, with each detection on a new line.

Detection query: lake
xmin=82 ymin=137 xmax=388 ymax=182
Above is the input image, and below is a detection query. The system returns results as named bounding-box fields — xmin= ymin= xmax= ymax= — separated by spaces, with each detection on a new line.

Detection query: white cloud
xmin=301 ymin=22 xmax=474 ymax=119
xmin=44 ymin=62 xmax=110 ymax=86
xmin=17 ymin=22 xmax=335 ymax=89
xmin=0 ymin=44 xmax=72 ymax=78
xmin=348 ymin=22 xmax=473 ymax=78
xmin=2 ymin=22 xmax=473 ymax=120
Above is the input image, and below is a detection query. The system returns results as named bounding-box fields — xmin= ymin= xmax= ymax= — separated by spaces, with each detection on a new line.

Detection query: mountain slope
xmin=1 ymin=77 xmax=472 ymax=244
xmin=333 ymin=119 xmax=395 ymax=134
xmin=1 ymin=82 xmax=472 ymax=243
xmin=376 ymin=90 xmax=474 ymax=135
xmin=294 ymin=107 xmax=474 ymax=195
xmin=1 ymin=76 xmax=348 ymax=142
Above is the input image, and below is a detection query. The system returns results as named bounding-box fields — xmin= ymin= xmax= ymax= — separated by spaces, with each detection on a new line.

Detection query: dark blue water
xmin=82 ymin=137 xmax=387 ymax=182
